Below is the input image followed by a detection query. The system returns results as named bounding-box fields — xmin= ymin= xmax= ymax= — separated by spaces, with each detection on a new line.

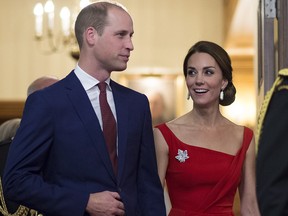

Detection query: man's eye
xmin=117 ymin=32 xmax=126 ymax=37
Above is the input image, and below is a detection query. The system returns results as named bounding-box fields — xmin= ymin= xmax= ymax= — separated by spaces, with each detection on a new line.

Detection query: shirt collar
xmin=74 ymin=64 xmax=112 ymax=91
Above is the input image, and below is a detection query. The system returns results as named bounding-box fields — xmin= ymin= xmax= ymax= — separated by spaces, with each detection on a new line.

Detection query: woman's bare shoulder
xmin=223 ymin=119 xmax=247 ymax=141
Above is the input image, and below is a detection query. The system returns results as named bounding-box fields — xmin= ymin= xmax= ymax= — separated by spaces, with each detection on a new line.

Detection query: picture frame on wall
xmin=118 ymin=73 xmax=182 ymax=126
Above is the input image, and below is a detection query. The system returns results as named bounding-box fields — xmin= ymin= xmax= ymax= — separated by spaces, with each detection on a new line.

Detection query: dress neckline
xmin=162 ymin=123 xmax=246 ymax=157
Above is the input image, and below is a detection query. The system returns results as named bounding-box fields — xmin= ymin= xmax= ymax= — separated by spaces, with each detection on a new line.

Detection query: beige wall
xmin=0 ymin=0 xmax=224 ymax=100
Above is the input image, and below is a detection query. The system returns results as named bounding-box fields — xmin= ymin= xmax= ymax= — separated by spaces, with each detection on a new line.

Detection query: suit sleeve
xmin=138 ymin=96 xmax=166 ymax=215
xmin=256 ymin=86 xmax=288 ymax=216
xmin=2 ymin=92 xmax=89 ymax=216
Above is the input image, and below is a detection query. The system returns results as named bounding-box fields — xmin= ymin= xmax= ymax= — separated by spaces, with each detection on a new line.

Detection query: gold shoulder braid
xmin=0 ymin=178 xmax=42 ymax=216
xmin=256 ymin=68 xmax=288 ymax=149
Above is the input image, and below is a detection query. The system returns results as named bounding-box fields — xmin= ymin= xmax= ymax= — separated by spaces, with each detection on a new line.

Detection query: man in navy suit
xmin=3 ymin=1 xmax=166 ymax=216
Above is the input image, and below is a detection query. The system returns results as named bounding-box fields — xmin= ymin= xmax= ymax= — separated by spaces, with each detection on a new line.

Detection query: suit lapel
xmin=64 ymin=72 xmax=116 ymax=181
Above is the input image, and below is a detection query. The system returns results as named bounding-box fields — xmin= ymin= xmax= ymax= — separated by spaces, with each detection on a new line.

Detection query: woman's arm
xmin=239 ymin=135 xmax=261 ymax=216
xmin=153 ymin=128 xmax=171 ymax=214
xmin=153 ymin=128 xmax=169 ymax=187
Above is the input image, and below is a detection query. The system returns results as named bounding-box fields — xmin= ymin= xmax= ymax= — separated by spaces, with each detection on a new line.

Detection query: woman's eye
xmin=187 ymin=69 xmax=196 ymax=76
xmin=205 ymin=70 xmax=214 ymax=75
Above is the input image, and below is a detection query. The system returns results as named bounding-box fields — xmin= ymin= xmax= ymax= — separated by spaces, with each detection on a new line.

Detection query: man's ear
xmin=85 ymin=27 xmax=97 ymax=46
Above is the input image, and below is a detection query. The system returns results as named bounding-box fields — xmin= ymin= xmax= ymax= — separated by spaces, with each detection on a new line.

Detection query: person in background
xmin=0 ymin=119 xmax=22 ymax=216
xmin=256 ymin=68 xmax=288 ymax=216
xmin=27 ymin=76 xmax=59 ymax=96
xmin=146 ymin=91 xmax=167 ymax=126
xmin=3 ymin=1 xmax=166 ymax=216
xmin=153 ymin=41 xmax=260 ymax=216
xmin=0 ymin=75 xmax=59 ymax=216
xmin=0 ymin=118 xmax=21 ymax=142
xmin=0 ymin=75 xmax=59 ymax=143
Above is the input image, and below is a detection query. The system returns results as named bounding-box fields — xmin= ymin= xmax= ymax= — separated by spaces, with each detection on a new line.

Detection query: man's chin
xmin=113 ymin=65 xmax=128 ymax=72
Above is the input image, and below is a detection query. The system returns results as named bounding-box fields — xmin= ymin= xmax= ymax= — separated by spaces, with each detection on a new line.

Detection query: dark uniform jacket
xmin=256 ymin=68 xmax=288 ymax=216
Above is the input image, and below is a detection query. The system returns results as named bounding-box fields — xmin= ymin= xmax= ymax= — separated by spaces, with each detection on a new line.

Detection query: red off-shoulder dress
xmin=155 ymin=124 xmax=252 ymax=216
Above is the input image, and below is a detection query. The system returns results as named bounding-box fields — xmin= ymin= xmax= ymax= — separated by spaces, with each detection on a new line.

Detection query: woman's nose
xmin=195 ymin=74 xmax=204 ymax=84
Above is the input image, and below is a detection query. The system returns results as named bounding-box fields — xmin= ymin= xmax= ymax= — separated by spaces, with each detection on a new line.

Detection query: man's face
xmin=94 ymin=8 xmax=134 ymax=72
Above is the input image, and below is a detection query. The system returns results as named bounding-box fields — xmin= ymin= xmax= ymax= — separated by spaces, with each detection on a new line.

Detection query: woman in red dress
xmin=154 ymin=41 xmax=260 ymax=216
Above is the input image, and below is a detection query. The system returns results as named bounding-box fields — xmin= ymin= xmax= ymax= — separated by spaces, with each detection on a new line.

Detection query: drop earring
xmin=220 ymin=90 xmax=224 ymax=101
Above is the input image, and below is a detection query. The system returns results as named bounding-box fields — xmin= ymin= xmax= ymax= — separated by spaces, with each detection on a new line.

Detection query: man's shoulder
xmin=111 ymin=80 xmax=146 ymax=97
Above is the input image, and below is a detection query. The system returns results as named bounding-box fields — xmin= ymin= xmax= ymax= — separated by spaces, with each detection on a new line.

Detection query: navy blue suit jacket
xmin=3 ymin=71 xmax=166 ymax=216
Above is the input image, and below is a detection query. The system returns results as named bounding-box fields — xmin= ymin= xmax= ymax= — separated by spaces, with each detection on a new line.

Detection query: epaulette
xmin=277 ymin=68 xmax=288 ymax=91
xmin=256 ymin=68 xmax=288 ymax=148
xmin=0 ymin=178 xmax=42 ymax=216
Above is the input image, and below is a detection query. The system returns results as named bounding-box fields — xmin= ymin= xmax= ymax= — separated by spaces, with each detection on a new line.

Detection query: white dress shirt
xmin=73 ymin=64 xmax=117 ymax=130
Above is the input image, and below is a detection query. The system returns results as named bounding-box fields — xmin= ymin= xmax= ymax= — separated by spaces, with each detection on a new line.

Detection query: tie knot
xmin=98 ymin=82 xmax=107 ymax=92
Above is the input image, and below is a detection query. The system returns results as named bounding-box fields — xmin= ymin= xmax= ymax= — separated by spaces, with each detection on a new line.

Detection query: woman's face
xmin=186 ymin=52 xmax=228 ymax=107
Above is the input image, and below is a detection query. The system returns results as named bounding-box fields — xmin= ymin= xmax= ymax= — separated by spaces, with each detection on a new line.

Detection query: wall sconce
xmin=33 ymin=0 xmax=90 ymax=60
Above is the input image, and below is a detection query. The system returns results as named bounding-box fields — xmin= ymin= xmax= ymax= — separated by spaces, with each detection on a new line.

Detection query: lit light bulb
xmin=33 ymin=3 xmax=44 ymax=37
xmin=44 ymin=0 xmax=55 ymax=32
xmin=60 ymin=7 xmax=71 ymax=37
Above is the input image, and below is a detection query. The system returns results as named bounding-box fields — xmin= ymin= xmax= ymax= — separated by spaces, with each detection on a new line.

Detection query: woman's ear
xmin=222 ymin=79 xmax=228 ymax=90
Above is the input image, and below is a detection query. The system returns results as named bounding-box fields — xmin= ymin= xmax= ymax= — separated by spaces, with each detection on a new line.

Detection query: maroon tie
xmin=98 ymin=82 xmax=117 ymax=175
